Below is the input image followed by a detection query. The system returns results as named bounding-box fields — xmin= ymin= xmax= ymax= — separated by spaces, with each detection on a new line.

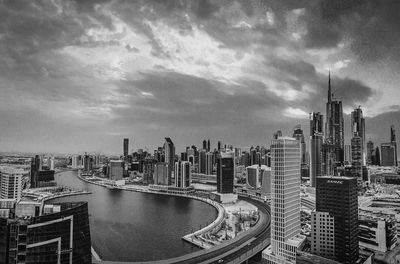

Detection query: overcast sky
xmin=0 ymin=0 xmax=399 ymax=155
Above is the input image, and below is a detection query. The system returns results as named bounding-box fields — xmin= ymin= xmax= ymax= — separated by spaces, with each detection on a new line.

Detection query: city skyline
xmin=1 ymin=0 xmax=400 ymax=154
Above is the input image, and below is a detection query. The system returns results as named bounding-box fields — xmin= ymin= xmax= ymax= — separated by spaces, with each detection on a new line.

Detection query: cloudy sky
xmin=0 ymin=0 xmax=399 ymax=155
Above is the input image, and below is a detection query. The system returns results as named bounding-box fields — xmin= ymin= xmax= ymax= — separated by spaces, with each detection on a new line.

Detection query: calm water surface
xmin=51 ymin=170 xmax=217 ymax=262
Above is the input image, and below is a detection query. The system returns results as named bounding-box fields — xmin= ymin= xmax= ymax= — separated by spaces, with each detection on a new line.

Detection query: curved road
xmin=96 ymin=196 xmax=271 ymax=264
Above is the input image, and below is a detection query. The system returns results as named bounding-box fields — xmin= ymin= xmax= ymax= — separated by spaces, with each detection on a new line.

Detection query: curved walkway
xmin=93 ymin=197 xmax=270 ymax=264
xmin=78 ymin=174 xmax=271 ymax=264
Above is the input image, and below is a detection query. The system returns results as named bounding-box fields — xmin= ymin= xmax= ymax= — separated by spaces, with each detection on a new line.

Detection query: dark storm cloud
xmin=115 ymin=71 xmax=284 ymax=128
xmin=301 ymin=0 xmax=400 ymax=65
xmin=0 ymin=0 xmax=395 ymax=153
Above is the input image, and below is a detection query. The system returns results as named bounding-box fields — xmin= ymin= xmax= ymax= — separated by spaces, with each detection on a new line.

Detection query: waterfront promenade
xmin=77 ymin=173 xmax=270 ymax=264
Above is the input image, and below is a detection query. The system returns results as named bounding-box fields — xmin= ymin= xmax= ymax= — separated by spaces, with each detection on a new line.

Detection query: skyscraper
xmin=246 ymin=165 xmax=260 ymax=189
xmin=391 ymin=125 xmax=397 ymax=166
xmin=381 ymin=143 xmax=396 ymax=166
xmin=351 ymin=133 xmax=363 ymax=188
xmin=164 ymin=137 xmax=175 ymax=183
xmin=30 ymin=155 xmax=41 ymax=188
xmin=375 ymin=146 xmax=381 ymax=166
xmin=325 ymin=73 xmax=344 ymax=167
xmin=0 ymin=170 xmax=22 ymax=200
xmin=293 ymin=125 xmax=307 ymax=180
xmin=263 ymin=137 xmax=304 ymax=264
xmin=199 ymin=149 xmax=206 ymax=174
xmin=216 ymin=152 xmax=234 ymax=194
xmin=344 ymin=144 xmax=352 ymax=165
xmin=207 ymin=139 xmax=210 ymax=152
xmin=351 ymin=107 xmax=366 ymax=165
xmin=310 ymin=112 xmax=324 ymax=187
xmin=123 ymin=138 xmax=129 ymax=158
xmin=366 ymin=141 xmax=374 ymax=165
xmin=202 ymin=139 xmax=207 ymax=150
xmin=174 ymin=161 xmax=191 ymax=188
xmin=205 ymin=152 xmax=214 ymax=175
xmin=154 ymin=162 xmax=170 ymax=185
xmin=312 ymin=176 xmax=358 ymax=264
xmin=0 ymin=202 xmax=92 ymax=264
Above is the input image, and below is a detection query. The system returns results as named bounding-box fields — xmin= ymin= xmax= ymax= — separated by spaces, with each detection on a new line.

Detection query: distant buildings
xmin=310 ymin=112 xmax=324 ymax=187
xmin=312 ymin=176 xmax=358 ymax=264
xmin=366 ymin=141 xmax=374 ymax=165
xmin=293 ymin=125 xmax=307 ymax=179
xmin=246 ymin=165 xmax=260 ymax=189
xmin=123 ymin=138 xmax=129 ymax=158
xmin=154 ymin=162 xmax=170 ymax=185
xmin=109 ymin=160 xmax=124 ymax=181
xmin=344 ymin=144 xmax=352 ymax=165
xmin=259 ymin=165 xmax=271 ymax=196
xmin=30 ymin=155 xmax=55 ymax=188
xmin=351 ymin=134 xmax=363 ymax=188
xmin=216 ymin=152 xmax=234 ymax=194
xmin=174 ymin=161 xmax=191 ymax=188
xmin=381 ymin=143 xmax=396 ymax=166
xmin=205 ymin=152 xmax=214 ymax=175
xmin=263 ymin=136 xmax=305 ymax=264
xmin=164 ymin=137 xmax=175 ymax=182
xmin=142 ymin=158 xmax=156 ymax=184
xmin=391 ymin=125 xmax=397 ymax=166
xmin=351 ymin=107 xmax=366 ymax=165
xmin=0 ymin=170 xmax=22 ymax=200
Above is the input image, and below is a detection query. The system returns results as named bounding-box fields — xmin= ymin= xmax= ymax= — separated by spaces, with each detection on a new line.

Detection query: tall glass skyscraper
xmin=325 ymin=73 xmax=344 ymax=168
xmin=263 ymin=137 xmax=305 ymax=264
xmin=310 ymin=112 xmax=324 ymax=187
xmin=216 ymin=152 xmax=234 ymax=194
xmin=351 ymin=107 xmax=365 ymax=165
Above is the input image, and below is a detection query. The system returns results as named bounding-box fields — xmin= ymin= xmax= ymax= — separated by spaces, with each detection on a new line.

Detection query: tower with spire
xmin=325 ymin=72 xmax=344 ymax=173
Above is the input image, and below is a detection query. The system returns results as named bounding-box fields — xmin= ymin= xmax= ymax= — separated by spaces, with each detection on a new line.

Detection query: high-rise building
xmin=263 ymin=137 xmax=304 ymax=264
xmin=109 ymin=160 xmax=124 ymax=181
xmin=312 ymin=176 xmax=358 ymax=264
xmin=310 ymin=112 xmax=324 ymax=187
xmin=325 ymin=73 xmax=344 ymax=167
xmin=83 ymin=153 xmax=92 ymax=172
xmin=216 ymin=152 xmax=234 ymax=194
xmin=217 ymin=141 xmax=222 ymax=151
xmin=174 ymin=161 xmax=191 ymax=188
xmin=143 ymin=158 xmax=156 ymax=184
xmin=30 ymin=155 xmax=41 ymax=188
xmin=72 ymin=155 xmax=79 ymax=169
xmin=246 ymin=165 xmax=260 ymax=189
xmin=0 ymin=202 xmax=91 ymax=264
xmin=260 ymin=165 xmax=271 ymax=196
xmin=207 ymin=139 xmax=211 ymax=152
xmin=206 ymin=152 xmax=214 ymax=175
xmin=202 ymin=140 xmax=207 ymax=150
xmin=344 ymin=144 xmax=352 ymax=165
xmin=154 ymin=163 xmax=170 ymax=185
xmin=199 ymin=149 xmax=207 ymax=174
xmin=366 ymin=141 xmax=374 ymax=165
xmin=293 ymin=125 xmax=306 ymax=164
xmin=0 ymin=170 xmax=22 ymax=200
xmin=374 ymin=146 xmax=381 ymax=166
xmin=351 ymin=107 xmax=366 ymax=165
xmin=390 ymin=125 xmax=397 ymax=166
xmin=123 ymin=138 xmax=129 ymax=158
xmin=381 ymin=143 xmax=396 ymax=166
xmin=351 ymin=134 xmax=363 ymax=188
xmin=164 ymin=137 xmax=175 ymax=182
